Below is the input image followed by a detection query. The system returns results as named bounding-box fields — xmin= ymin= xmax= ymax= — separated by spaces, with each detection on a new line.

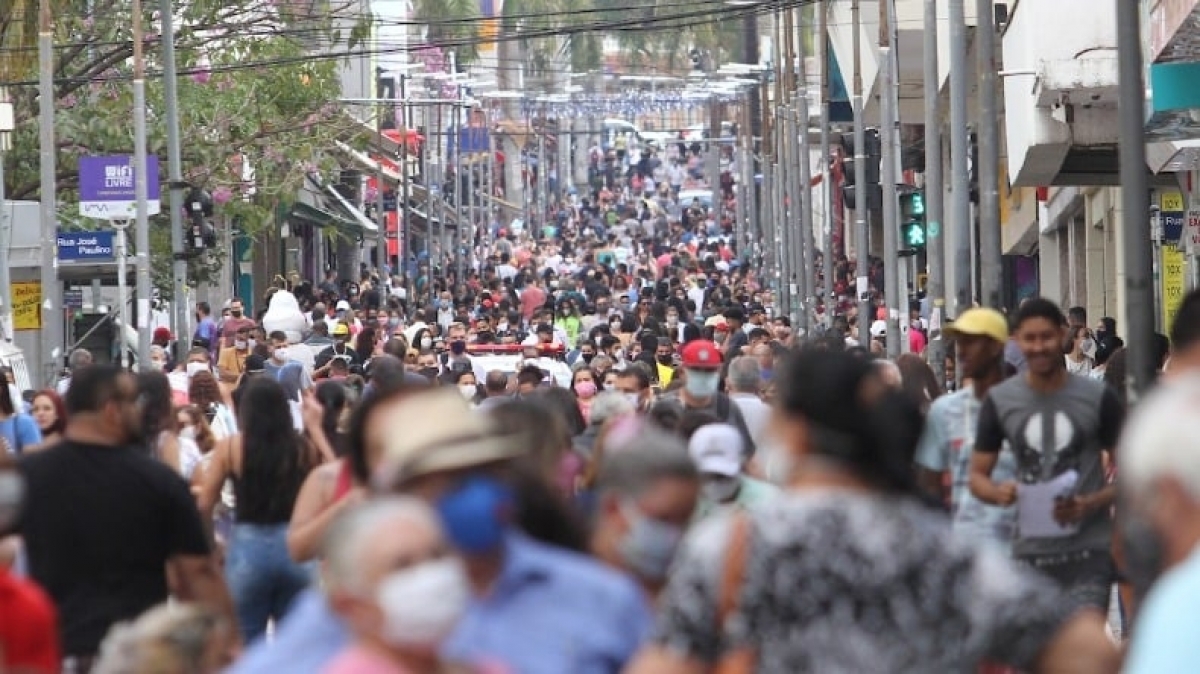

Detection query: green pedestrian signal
xmin=902 ymin=221 xmax=926 ymax=249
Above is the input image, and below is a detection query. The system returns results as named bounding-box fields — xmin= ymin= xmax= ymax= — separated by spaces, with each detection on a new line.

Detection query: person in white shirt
xmin=725 ymin=356 xmax=771 ymax=449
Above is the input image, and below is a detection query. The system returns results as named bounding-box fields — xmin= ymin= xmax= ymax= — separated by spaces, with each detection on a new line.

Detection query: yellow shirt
xmin=656 ymin=363 xmax=675 ymax=387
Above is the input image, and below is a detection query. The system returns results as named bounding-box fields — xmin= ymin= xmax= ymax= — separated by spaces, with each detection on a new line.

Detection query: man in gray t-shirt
xmin=969 ymin=298 xmax=1123 ymax=611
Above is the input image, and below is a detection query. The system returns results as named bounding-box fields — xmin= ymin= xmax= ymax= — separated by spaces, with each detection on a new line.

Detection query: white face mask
xmin=624 ymin=392 xmax=642 ymax=410
xmin=150 ymin=359 xmax=167 ymax=371
xmin=186 ymin=362 xmax=208 ymax=378
xmin=273 ymin=347 xmax=289 ymax=362
xmin=377 ymin=557 xmax=470 ymax=647
xmin=459 ymin=384 xmax=477 ymax=400
xmin=0 ymin=471 xmax=25 ymax=532
xmin=683 ymin=369 xmax=720 ymax=398
xmin=420 ymin=337 xmax=433 ymax=350
xmin=179 ymin=426 xmax=197 ymax=441
xmin=234 ymin=339 xmax=248 ymax=350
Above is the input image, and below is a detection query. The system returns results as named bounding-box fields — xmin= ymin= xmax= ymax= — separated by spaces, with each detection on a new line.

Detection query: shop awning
xmin=298 ymin=175 xmax=379 ymax=235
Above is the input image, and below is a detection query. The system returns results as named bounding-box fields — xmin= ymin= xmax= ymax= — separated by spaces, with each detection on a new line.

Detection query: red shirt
xmin=0 ymin=568 xmax=60 ymax=674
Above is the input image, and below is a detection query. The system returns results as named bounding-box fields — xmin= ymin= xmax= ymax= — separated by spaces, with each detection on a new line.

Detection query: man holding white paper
xmin=969 ymin=298 xmax=1124 ymax=612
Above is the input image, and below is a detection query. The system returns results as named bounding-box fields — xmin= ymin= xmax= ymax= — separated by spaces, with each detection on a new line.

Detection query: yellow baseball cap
xmin=944 ymin=308 xmax=1009 ymax=344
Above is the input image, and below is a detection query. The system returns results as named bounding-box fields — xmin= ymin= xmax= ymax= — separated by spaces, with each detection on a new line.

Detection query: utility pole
xmin=1116 ymin=0 xmax=1155 ymax=398
xmin=879 ymin=0 xmax=901 ymax=358
xmin=132 ymin=0 xmax=152 ymax=368
xmin=39 ymin=0 xmax=62 ymax=383
xmin=923 ymin=0 xmax=946 ymax=368
xmin=851 ymin=0 xmax=870 ymax=347
xmin=797 ymin=6 xmax=815 ymax=334
xmin=160 ymin=0 xmax=189 ymax=355
xmin=820 ymin=1 xmax=835 ymax=322
xmin=976 ymin=0 xmax=1002 ymax=309
xmin=948 ymin=0 xmax=972 ymax=316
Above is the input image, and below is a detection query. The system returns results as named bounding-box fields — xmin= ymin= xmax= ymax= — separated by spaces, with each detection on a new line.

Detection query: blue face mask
xmin=436 ymin=475 xmax=513 ymax=554
xmin=760 ymin=368 xmax=773 ymax=382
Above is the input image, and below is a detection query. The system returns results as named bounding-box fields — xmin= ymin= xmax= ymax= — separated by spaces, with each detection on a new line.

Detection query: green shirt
xmin=694 ymin=476 xmax=781 ymax=521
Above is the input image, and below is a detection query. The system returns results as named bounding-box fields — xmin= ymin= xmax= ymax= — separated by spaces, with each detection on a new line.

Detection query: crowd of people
xmin=3 ymin=139 xmax=1200 ymax=673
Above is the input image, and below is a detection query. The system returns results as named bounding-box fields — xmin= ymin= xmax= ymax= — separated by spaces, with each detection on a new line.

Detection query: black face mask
xmin=450 ymin=340 xmax=467 ymax=355
xmin=231 ymin=310 xmax=243 ymax=318
xmin=657 ymin=354 xmax=674 ymax=366
xmin=418 ymin=367 xmax=440 ymax=380
xmin=581 ymin=352 xmax=595 ymax=364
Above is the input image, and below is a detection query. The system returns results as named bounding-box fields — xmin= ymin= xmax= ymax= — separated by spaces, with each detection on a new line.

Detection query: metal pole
xmin=1116 ymin=0 xmax=1155 ymax=397
xmin=400 ymin=74 xmax=411 ymax=282
xmin=923 ymin=0 xmax=946 ymax=365
xmin=376 ymin=102 xmax=387 ymax=277
xmin=160 ymin=0 xmax=188 ymax=355
xmin=453 ymin=95 xmax=463 ymax=283
xmin=782 ymin=109 xmax=797 ymax=325
xmin=820 ymin=0 xmax=835 ymax=324
xmin=797 ymin=11 xmax=815 ymax=335
xmin=879 ymin=13 xmax=901 ymax=358
xmin=852 ymin=0 xmax=870 ymax=346
xmin=38 ymin=0 xmax=63 ymax=382
xmin=948 ymin=0 xmax=971 ymax=316
xmin=976 ymin=0 xmax=1002 ymax=309
xmin=115 ymin=221 xmax=130 ymax=369
xmin=132 ymin=0 xmax=152 ymax=369
xmin=0 ymin=114 xmax=11 ymax=345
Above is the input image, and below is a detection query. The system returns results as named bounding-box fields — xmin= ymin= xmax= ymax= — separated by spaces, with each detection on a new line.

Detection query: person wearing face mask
xmin=375 ymin=389 xmax=653 ymax=674
xmin=590 ymin=428 xmax=699 ymax=602
xmin=652 ymin=340 xmax=755 ymax=455
xmin=316 ymin=323 xmax=362 ymax=378
xmin=571 ymin=368 xmax=599 ymax=424
xmin=1119 ymin=377 xmax=1200 ymax=671
xmin=12 ymin=366 xmax=238 ymax=669
xmin=615 ymin=366 xmax=653 ymax=414
xmin=687 ymin=423 xmax=778 ymax=521
xmin=218 ymin=325 xmax=254 ymax=385
xmin=264 ymin=330 xmax=314 ymax=396
xmin=1064 ymin=325 xmax=1096 ymax=376
xmin=220 ymin=298 xmax=256 ymax=348
xmin=322 ymin=497 xmax=489 ymax=674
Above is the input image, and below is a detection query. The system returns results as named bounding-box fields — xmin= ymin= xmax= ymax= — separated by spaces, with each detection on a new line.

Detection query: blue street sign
xmin=78 ymin=154 xmax=161 ymax=219
xmin=57 ymin=230 xmax=116 ymax=262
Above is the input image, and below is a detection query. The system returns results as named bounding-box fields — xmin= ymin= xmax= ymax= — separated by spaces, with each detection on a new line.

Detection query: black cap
xmin=723 ymin=307 xmax=746 ymax=322
xmin=748 ymin=303 xmax=766 ymax=315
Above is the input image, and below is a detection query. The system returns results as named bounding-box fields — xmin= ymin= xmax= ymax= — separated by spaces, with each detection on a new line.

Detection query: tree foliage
xmin=0 ymin=0 xmax=371 ymax=296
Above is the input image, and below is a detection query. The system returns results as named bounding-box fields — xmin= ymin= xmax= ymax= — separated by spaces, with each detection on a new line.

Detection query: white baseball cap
xmin=870 ymin=319 xmax=887 ymax=338
xmin=688 ymin=424 xmax=745 ymax=477
xmin=336 ymin=300 xmax=351 ymax=311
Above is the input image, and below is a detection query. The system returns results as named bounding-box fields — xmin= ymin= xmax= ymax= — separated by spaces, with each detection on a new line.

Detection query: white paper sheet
xmin=1017 ymin=469 xmax=1080 ymax=539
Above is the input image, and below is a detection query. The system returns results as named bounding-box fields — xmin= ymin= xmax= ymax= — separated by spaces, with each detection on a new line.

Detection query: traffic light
xmin=840 ymin=128 xmax=882 ymax=211
xmin=185 ymin=188 xmax=217 ymax=251
xmin=899 ymin=189 xmax=926 ymax=251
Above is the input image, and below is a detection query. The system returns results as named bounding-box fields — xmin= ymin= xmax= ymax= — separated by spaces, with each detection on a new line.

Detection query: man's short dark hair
xmin=618 ymin=364 xmax=651 ymax=390
xmin=268 ymin=330 xmax=288 ymax=342
xmin=1013 ymin=297 xmax=1066 ymax=330
xmin=1067 ymin=306 xmax=1087 ymax=325
xmin=64 ymin=365 xmax=128 ymax=415
xmin=516 ymin=365 xmax=544 ymax=387
xmin=1170 ymin=289 xmax=1200 ymax=353
xmin=485 ymin=370 xmax=509 ymax=393
xmin=748 ymin=327 xmax=771 ymax=342
xmin=187 ymin=347 xmax=210 ymax=362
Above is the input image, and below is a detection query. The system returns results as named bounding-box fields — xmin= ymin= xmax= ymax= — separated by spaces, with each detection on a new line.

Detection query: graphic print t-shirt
xmin=974 ymin=374 xmax=1123 ymax=557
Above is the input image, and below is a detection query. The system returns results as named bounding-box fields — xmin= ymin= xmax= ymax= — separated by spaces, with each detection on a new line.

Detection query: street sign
xmin=1185 ymin=207 xmax=1200 ymax=254
xmin=1161 ymin=191 xmax=1184 ymax=241
xmin=63 ymin=289 xmax=84 ymax=310
xmin=78 ymin=155 xmax=161 ymax=219
xmin=57 ymin=230 xmax=116 ymax=262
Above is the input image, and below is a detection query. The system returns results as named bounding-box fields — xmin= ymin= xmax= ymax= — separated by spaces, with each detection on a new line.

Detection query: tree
xmin=0 ymin=0 xmax=372 ymax=297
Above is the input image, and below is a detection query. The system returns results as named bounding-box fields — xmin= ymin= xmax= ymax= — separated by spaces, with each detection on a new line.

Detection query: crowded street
xmin=3 ymin=0 xmax=1200 ymax=672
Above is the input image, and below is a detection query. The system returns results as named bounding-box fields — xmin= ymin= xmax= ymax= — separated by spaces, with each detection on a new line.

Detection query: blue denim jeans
xmin=225 ymin=523 xmax=313 ymax=644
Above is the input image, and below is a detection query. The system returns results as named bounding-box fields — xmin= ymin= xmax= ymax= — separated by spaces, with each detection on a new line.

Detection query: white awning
xmin=322 ymin=182 xmax=379 ymax=233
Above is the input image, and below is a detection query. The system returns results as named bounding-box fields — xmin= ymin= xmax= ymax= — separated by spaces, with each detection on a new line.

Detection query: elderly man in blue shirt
xmin=228 ymin=387 xmax=652 ymax=674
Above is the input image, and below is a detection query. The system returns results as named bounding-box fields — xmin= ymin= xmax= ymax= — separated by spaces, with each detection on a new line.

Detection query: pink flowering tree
xmin=1 ymin=0 xmax=371 ymax=293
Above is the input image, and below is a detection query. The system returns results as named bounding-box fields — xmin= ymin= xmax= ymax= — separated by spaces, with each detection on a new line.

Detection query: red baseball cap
xmin=680 ymin=340 xmax=723 ymax=370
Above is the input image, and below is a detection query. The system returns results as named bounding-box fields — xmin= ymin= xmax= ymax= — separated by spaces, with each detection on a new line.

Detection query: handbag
xmin=713 ymin=514 xmax=756 ymax=674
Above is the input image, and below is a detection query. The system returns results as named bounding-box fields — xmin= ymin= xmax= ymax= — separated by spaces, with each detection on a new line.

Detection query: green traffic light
xmin=902 ymin=221 xmax=926 ymax=248
xmin=909 ymin=191 xmax=925 ymax=216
